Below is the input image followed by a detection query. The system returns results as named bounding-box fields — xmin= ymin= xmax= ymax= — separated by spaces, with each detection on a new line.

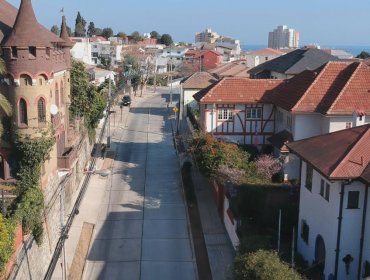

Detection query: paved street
xmin=53 ymin=88 xmax=197 ymax=280
xmin=85 ymin=89 xmax=196 ymax=279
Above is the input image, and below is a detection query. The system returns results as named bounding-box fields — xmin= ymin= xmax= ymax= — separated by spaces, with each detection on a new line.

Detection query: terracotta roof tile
xmin=193 ymin=77 xmax=282 ymax=104
xmin=287 ymin=124 xmax=370 ymax=180
xmin=273 ymin=61 xmax=370 ymax=115
xmin=249 ymin=48 xmax=285 ymax=56
xmin=181 ymin=72 xmax=218 ymax=89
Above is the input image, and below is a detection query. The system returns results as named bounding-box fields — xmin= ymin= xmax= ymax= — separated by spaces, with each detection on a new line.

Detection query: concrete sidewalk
xmin=175 ymin=117 xmax=235 ymax=280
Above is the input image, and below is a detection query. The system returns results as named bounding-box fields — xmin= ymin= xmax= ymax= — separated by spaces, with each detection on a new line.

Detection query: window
xmin=29 ymin=46 xmax=36 ymax=58
xmin=301 ymin=220 xmax=309 ymax=244
xmin=38 ymin=98 xmax=46 ymax=123
xmin=20 ymin=74 xmax=31 ymax=86
xmin=305 ymin=164 xmax=313 ymax=191
xmin=320 ymin=179 xmax=325 ymax=196
xmin=55 ymin=83 xmax=59 ymax=107
xmin=325 ymin=183 xmax=330 ymax=201
xmin=246 ymin=108 xmax=262 ymax=119
xmin=60 ymin=82 xmax=64 ymax=105
xmin=218 ymin=109 xmax=233 ymax=120
xmin=11 ymin=47 xmax=17 ymax=58
xmin=347 ymin=191 xmax=360 ymax=209
xmin=319 ymin=180 xmax=330 ymax=201
xmin=346 ymin=122 xmax=352 ymax=129
xmin=19 ymin=98 xmax=28 ymax=125
xmin=46 ymin=47 xmax=51 ymax=58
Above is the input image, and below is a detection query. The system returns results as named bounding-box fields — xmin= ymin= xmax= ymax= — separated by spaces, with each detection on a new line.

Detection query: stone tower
xmin=0 ymin=0 xmax=73 ymax=183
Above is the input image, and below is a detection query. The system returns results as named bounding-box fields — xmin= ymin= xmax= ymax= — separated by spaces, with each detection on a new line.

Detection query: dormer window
xmin=29 ymin=46 xmax=36 ymax=58
xmin=11 ymin=47 xmax=18 ymax=58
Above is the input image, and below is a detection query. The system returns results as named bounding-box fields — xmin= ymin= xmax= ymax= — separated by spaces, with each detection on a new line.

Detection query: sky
xmin=6 ymin=0 xmax=370 ymax=47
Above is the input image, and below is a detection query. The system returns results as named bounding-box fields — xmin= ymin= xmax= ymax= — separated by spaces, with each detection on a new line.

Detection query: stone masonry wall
xmin=8 ymin=134 xmax=92 ymax=280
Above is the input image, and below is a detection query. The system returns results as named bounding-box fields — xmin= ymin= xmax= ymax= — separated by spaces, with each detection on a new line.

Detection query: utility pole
xmin=153 ymin=56 xmax=157 ymax=93
xmin=170 ymin=56 xmax=173 ymax=104
xmin=107 ymin=79 xmax=111 ymax=147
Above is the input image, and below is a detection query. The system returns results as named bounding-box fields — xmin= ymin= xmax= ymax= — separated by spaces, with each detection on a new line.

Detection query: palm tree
xmin=0 ymin=58 xmax=12 ymax=137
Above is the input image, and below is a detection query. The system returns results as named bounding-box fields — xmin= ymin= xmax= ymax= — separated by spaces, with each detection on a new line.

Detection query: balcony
xmin=57 ymin=146 xmax=77 ymax=169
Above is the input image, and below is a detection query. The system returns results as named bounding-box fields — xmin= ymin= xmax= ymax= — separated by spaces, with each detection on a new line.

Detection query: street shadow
xmin=84 ymin=101 xmax=193 ymax=280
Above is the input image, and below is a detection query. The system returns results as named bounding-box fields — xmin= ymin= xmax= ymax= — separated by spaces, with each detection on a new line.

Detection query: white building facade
xmin=268 ymin=25 xmax=299 ymax=49
xmin=288 ymin=125 xmax=370 ymax=280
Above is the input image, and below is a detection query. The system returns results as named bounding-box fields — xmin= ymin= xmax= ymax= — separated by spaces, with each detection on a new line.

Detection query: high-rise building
xmin=195 ymin=28 xmax=220 ymax=43
xmin=268 ymin=25 xmax=299 ymax=49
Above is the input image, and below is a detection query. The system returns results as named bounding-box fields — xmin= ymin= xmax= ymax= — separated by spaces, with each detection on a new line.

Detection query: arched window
xmin=19 ymin=98 xmax=28 ymax=125
xmin=60 ymin=81 xmax=64 ymax=105
xmin=55 ymin=82 xmax=59 ymax=107
xmin=20 ymin=74 xmax=32 ymax=86
xmin=38 ymin=98 xmax=46 ymax=123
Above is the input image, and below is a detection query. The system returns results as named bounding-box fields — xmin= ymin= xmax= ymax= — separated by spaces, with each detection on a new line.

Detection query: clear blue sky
xmin=7 ymin=0 xmax=370 ymax=47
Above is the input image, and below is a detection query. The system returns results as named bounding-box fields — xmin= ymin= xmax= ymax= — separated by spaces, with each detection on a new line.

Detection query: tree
xmin=150 ymin=31 xmax=160 ymax=40
xmin=102 ymin=28 xmax=113 ymax=40
xmin=255 ymin=154 xmax=282 ymax=181
xmin=50 ymin=25 xmax=60 ymax=36
xmin=70 ymin=60 xmax=106 ymax=141
xmin=131 ymin=31 xmax=143 ymax=43
xmin=95 ymin=28 xmax=103 ymax=36
xmin=87 ymin=22 xmax=96 ymax=37
xmin=74 ymin=11 xmax=86 ymax=37
xmin=117 ymin=32 xmax=127 ymax=40
xmin=234 ymin=250 xmax=303 ymax=280
xmin=70 ymin=60 xmax=91 ymax=118
xmin=160 ymin=33 xmax=173 ymax=46
xmin=0 ymin=59 xmax=12 ymax=137
xmin=356 ymin=51 xmax=370 ymax=59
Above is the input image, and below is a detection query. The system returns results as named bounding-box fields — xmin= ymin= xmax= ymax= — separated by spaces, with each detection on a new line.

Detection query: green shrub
xmin=0 ymin=214 xmax=15 ymax=274
xmin=234 ymin=250 xmax=303 ymax=280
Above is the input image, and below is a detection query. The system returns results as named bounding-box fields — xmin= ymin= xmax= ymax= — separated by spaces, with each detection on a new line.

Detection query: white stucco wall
xmin=294 ymin=114 xmax=323 ymax=141
xmin=298 ymin=161 xmax=340 ymax=279
xmin=224 ymin=197 xmax=239 ymax=249
xmin=298 ymin=161 xmax=368 ymax=279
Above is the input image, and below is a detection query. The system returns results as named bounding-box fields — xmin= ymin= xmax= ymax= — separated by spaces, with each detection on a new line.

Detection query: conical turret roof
xmin=60 ymin=16 xmax=74 ymax=47
xmin=3 ymin=0 xmax=64 ymax=47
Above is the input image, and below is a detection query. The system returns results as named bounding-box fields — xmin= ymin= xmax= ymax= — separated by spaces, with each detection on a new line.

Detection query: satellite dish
xmin=50 ymin=104 xmax=59 ymax=115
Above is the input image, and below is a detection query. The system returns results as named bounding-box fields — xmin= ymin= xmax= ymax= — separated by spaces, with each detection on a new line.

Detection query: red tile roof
xmin=249 ymin=48 xmax=285 ymax=56
xmin=193 ymin=77 xmax=283 ymax=104
xmin=181 ymin=72 xmax=218 ymax=89
xmin=208 ymin=62 xmax=249 ymax=78
xmin=287 ymin=124 xmax=370 ymax=181
xmin=273 ymin=61 xmax=370 ymax=115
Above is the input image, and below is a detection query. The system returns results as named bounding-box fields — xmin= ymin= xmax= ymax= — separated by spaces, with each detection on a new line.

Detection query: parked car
xmin=122 ymin=95 xmax=131 ymax=106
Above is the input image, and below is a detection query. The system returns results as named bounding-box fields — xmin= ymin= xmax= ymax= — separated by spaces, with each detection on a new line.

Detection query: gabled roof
xmin=181 ymin=72 xmax=218 ymax=89
xmin=2 ymin=0 xmax=64 ymax=47
xmin=248 ymin=48 xmax=339 ymax=76
xmin=208 ymin=61 xmax=249 ymax=78
xmin=287 ymin=124 xmax=370 ymax=181
xmin=193 ymin=77 xmax=282 ymax=104
xmin=272 ymin=61 xmax=370 ymax=115
xmin=249 ymin=48 xmax=285 ymax=56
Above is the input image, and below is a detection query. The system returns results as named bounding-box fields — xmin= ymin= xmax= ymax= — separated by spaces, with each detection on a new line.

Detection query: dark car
xmin=122 ymin=95 xmax=131 ymax=106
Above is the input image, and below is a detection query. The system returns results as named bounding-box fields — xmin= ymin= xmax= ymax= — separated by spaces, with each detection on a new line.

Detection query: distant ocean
xmin=241 ymin=44 xmax=370 ymax=57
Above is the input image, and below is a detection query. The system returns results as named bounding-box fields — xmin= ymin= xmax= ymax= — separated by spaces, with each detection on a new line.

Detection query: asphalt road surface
xmin=83 ymin=89 xmax=197 ymax=280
